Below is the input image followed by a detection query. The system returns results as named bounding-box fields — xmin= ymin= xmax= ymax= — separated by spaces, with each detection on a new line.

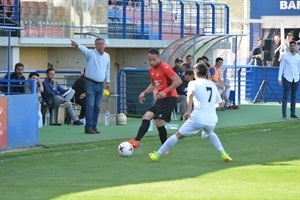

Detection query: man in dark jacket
xmin=72 ymin=69 xmax=86 ymax=121
xmin=252 ymin=37 xmax=266 ymax=66
xmin=172 ymin=58 xmax=186 ymax=120
xmin=2 ymin=63 xmax=25 ymax=93
xmin=42 ymin=68 xmax=84 ymax=126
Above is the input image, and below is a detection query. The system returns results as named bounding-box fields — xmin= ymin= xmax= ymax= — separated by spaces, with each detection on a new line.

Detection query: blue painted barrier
xmin=0 ymin=94 xmax=38 ymax=150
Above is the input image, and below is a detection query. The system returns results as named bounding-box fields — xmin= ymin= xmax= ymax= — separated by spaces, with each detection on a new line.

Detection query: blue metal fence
xmin=108 ymin=0 xmax=230 ymax=40
xmin=117 ymin=66 xmax=300 ymax=114
xmin=0 ymin=70 xmax=82 ymax=95
xmin=0 ymin=0 xmax=19 ymax=26
xmin=117 ymin=68 xmax=153 ymax=115
xmin=1 ymin=0 xmax=229 ymax=40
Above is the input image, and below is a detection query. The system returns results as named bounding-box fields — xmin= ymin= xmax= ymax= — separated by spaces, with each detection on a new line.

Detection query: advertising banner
xmin=251 ymin=0 xmax=300 ymax=17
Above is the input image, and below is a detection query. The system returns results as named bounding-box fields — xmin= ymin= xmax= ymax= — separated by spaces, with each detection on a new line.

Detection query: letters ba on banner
xmin=280 ymin=0 xmax=300 ymax=9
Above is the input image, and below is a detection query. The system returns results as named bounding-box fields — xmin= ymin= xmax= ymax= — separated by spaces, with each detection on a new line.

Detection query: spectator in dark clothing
xmin=172 ymin=57 xmax=184 ymax=76
xmin=172 ymin=57 xmax=186 ymax=120
xmin=42 ymin=68 xmax=84 ymax=126
xmin=184 ymin=55 xmax=193 ymax=69
xmin=251 ymin=37 xmax=266 ymax=66
xmin=25 ymin=72 xmax=44 ymax=94
xmin=2 ymin=63 xmax=25 ymax=94
xmin=72 ymin=69 xmax=86 ymax=121
xmin=199 ymin=55 xmax=212 ymax=80
xmin=183 ymin=69 xmax=194 ymax=90
xmin=201 ymin=56 xmax=209 ymax=63
xmin=196 ymin=57 xmax=204 ymax=63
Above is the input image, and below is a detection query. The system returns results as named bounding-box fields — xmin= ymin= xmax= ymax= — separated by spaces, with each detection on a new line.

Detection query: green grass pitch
xmin=0 ymin=120 xmax=299 ymax=200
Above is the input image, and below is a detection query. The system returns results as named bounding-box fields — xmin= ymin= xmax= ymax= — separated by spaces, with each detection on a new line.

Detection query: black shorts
xmin=148 ymin=97 xmax=177 ymax=122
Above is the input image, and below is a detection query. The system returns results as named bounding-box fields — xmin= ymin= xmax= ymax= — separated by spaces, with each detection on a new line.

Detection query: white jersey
xmin=187 ymin=78 xmax=223 ymax=126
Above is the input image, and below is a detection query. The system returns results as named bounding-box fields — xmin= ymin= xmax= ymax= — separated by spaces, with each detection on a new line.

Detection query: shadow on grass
xmin=0 ymin=121 xmax=299 ymax=199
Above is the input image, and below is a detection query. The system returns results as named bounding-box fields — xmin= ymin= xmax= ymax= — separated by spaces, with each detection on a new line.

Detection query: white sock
xmin=208 ymin=132 xmax=225 ymax=153
xmin=157 ymin=134 xmax=178 ymax=155
xmin=225 ymin=88 xmax=231 ymax=101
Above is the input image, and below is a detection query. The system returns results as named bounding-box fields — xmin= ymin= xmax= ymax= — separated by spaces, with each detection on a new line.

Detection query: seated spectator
xmin=210 ymin=57 xmax=231 ymax=108
xmin=183 ymin=69 xmax=194 ymax=93
xmin=182 ymin=63 xmax=190 ymax=75
xmin=25 ymin=72 xmax=44 ymax=94
xmin=2 ymin=63 xmax=26 ymax=94
xmin=72 ymin=69 xmax=86 ymax=122
xmin=196 ymin=57 xmax=204 ymax=63
xmin=201 ymin=56 xmax=209 ymax=63
xmin=25 ymin=72 xmax=44 ymax=127
xmin=172 ymin=57 xmax=184 ymax=76
xmin=184 ymin=55 xmax=193 ymax=69
xmin=172 ymin=58 xmax=186 ymax=120
xmin=201 ymin=55 xmax=213 ymax=80
xmin=181 ymin=69 xmax=195 ymax=116
xmin=42 ymin=68 xmax=84 ymax=126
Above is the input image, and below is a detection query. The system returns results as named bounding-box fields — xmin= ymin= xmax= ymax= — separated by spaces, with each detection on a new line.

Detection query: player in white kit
xmin=149 ymin=62 xmax=233 ymax=162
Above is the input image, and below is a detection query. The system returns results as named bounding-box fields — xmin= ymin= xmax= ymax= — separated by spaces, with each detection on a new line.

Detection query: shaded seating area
xmin=40 ymin=92 xmax=60 ymax=126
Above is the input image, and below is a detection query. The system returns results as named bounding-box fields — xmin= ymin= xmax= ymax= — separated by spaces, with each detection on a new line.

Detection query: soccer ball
xmin=118 ymin=142 xmax=134 ymax=157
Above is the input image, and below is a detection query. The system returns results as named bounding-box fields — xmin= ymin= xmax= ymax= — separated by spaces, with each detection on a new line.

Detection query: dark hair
xmin=258 ymin=37 xmax=263 ymax=41
xmin=182 ymin=63 xmax=190 ymax=69
xmin=215 ymin=57 xmax=223 ymax=63
xmin=29 ymin=72 xmax=40 ymax=79
xmin=186 ymin=55 xmax=192 ymax=59
xmin=193 ymin=63 xmax=207 ymax=77
xmin=46 ymin=68 xmax=55 ymax=74
xmin=290 ymin=41 xmax=296 ymax=45
xmin=206 ymin=62 xmax=210 ymax=68
xmin=14 ymin=63 xmax=24 ymax=69
xmin=201 ymin=56 xmax=209 ymax=62
xmin=185 ymin=69 xmax=194 ymax=76
xmin=196 ymin=57 xmax=204 ymax=63
xmin=148 ymin=48 xmax=160 ymax=55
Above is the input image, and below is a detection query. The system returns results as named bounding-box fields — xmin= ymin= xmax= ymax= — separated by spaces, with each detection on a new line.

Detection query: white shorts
xmin=218 ymin=88 xmax=225 ymax=94
xmin=179 ymin=116 xmax=215 ymax=137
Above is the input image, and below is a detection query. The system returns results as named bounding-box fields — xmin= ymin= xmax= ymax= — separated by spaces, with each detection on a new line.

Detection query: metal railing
xmin=1 ymin=0 xmax=229 ymax=40
xmin=116 ymin=66 xmax=299 ymax=114
xmin=0 ymin=70 xmax=82 ymax=95
xmin=108 ymin=0 xmax=229 ymax=40
xmin=0 ymin=0 xmax=19 ymax=26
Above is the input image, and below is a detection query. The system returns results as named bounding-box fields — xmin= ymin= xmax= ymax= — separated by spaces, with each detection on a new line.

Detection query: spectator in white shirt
xmin=71 ymin=38 xmax=111 ymax=134
xmin=278 ymin=41 xmax=300 ymax=119
xmin=282 ymin=33 xmax=293 ymax=53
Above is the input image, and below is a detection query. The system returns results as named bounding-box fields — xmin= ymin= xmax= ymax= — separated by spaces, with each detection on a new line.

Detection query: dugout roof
xmin=161 ymin=34 xmax=246 ymax=67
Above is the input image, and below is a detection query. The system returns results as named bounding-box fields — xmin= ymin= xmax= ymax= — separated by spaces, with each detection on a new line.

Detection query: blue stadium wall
xmin=250 ymin=0 xmax=300 ymax=50
xmin=0 ymin=94 xmax=39 ymax=150
xmin=248 ymin=0 xmax=300 ymax=103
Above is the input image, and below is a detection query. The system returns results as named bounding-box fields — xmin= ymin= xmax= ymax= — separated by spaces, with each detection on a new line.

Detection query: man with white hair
xmin=272 ymin=35 xmax=281 ymax=67
xmin=283 ymin=33 xmax=294 ymax=54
